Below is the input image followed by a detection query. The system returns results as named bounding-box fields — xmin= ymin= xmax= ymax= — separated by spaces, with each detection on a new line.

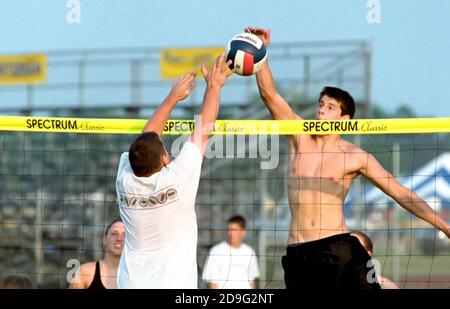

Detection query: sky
xmin=0 ymin=0 xmax=449 ymax=116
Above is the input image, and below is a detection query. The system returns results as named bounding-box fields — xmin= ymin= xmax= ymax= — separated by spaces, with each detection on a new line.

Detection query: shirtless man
xmin=247 ymin=27 xmax=450 ymax=289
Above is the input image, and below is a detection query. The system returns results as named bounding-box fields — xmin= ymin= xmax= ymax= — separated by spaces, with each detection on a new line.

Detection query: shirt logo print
xmin=120 ymin=188 xmax=178 ymax=209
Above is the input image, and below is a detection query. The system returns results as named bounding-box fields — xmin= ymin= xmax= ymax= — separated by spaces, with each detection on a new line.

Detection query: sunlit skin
xmin=287 ymin=96 xmax=357 ymax=243
xmin=247 ymin=25 xmax=450 ymax=245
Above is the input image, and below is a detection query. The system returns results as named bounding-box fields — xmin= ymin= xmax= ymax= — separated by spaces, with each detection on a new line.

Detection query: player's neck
xmin=314 ymin=134 xmax=342 ymax=149
xmin=103 ymin=253 xmax=120 ymax=269
xmin=227 ymin=241 xmax=242 ymax=249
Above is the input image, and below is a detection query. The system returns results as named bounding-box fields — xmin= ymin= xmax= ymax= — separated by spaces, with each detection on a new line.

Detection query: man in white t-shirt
xmin=116 ymin=53 xmax=235 ymax=289
xmin=202 ymin=215 xmax=260 ymax=289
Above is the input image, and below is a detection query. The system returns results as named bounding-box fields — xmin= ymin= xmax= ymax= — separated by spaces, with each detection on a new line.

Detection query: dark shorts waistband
xmin=287 ymin=233 xmax=352 ymax=250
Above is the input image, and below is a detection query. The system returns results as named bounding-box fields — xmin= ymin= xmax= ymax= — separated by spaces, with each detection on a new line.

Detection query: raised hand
xmin=444 ymin=226 xmax=450 ymax=239
xmin=245 ymin=27 xmax=271 ymax=47
xmin=201 ymin=52 xmax=235 ymax=88
xmin=169 ymin=72 xmax=196 ymax=102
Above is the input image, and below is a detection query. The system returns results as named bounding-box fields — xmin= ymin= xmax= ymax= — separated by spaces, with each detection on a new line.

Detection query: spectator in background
xmin=202 ymin=215 xmax=260 ymax=289
xmin=350 ymin=231 xmax=399 ymax=289
xmin=0 ymin=274 xmax=34 ymax=289
xmin=69 ymin=219 xmax=125 ymax=289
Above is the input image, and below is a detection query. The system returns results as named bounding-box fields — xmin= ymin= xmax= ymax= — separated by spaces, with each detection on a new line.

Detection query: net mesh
xmin=1 ymin=130 xmax=449 ymax=288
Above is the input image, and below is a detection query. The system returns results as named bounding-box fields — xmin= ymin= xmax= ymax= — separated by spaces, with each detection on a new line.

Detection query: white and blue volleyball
xmin=225 ymin=33 xmax=267 ymax=76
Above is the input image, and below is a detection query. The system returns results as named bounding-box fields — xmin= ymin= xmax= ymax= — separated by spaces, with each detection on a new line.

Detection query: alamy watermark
xmin=66 ymin=0 xmax=81 ymax=24
xmin=366 ymin=258 xmax=383 ymax=285
xmin=367 ymin=0 xmax=381 ymax=24
xmin=170 ymin=115 xmax=280 ymax=170
xmin=66 ymin=258 xmax=80 ymax=284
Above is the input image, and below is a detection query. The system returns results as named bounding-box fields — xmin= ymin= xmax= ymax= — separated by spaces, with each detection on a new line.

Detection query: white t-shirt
xmin=202 ymin=241 xmax=260 ymax=289
xmin=116 ymin=141 xmax=203 ymax=289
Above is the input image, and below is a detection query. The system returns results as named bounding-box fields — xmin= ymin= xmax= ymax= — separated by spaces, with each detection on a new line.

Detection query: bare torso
xmin=287 ymin=135 xmax=363 ymax=244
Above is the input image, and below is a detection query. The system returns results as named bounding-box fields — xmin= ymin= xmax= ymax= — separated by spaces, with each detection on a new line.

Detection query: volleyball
xmin=225 ymin=33 xmax=267 ymax=76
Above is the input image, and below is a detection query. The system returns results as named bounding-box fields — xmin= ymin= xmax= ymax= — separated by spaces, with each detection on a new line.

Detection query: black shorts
xmin=281 ymin=233 xmax=381 ymax=289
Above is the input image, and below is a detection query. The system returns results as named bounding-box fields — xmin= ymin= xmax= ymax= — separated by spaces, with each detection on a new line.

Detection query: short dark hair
xmin=351 ymin=231 xmax=373 ymax=254
xmin=319 ymin=86 xmax=355 ymax=119
xmin=227 ymin=215 xmax=246 ymax=229
xmin=0 ymin=274 xmax=34 ymax=289
xmin=105 ymin=219 xmax=123 ymax=236
xmin=129 ymin=132 xmax=166 ymax=177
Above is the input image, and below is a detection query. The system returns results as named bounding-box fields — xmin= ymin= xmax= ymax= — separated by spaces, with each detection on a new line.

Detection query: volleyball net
xmin=1 ymin=116 xmax=450 ymax=288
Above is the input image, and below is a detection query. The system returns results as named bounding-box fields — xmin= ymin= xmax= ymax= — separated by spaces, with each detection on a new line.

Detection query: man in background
xmin=203 ymin=215 xmax=260 ymax=289
xmin=69 ymin=219 xmax=125 ymax=289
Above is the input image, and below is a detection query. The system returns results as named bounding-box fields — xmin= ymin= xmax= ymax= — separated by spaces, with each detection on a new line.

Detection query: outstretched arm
xmin=245 ymin=27 xmax=300 ymax=120
xmin=142 ymin=72 xmax=196 ymax=135
xmin=360 ymin=153 xmax=450 ymax=238
xmin=190 ymin=52 xmax=235 ymax=155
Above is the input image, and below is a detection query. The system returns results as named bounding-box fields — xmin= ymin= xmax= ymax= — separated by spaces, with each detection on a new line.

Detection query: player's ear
xmin=341 ymin=114 xmax=350 ymax=120
xmin=162 ymin=152 xmax=170 ymax=167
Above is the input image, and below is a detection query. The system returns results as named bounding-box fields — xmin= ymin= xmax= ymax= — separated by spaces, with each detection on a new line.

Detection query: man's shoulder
xmin=168 ymin=141 xmax=203 ymax=173
xmin=118 ymin=151 xmax=129 ymax=164
xmin=117 ymin=152 xmax=131 ymax=174
xmin=210 ymin=241 xmax=228 ymax=252
xmin=177 ymin=141 xmax=202 ymax=159
xmin=241 ymin=243 xmax=257 ymax=254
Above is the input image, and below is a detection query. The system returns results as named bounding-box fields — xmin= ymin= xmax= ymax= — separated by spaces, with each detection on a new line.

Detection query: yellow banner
xmin=0 ymin=54 xmax=47 ymax=85
xmin=0 ymin=116 xmax=450 ymax=135
xmin=160 ymin=47 xmax=224 ymax=79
